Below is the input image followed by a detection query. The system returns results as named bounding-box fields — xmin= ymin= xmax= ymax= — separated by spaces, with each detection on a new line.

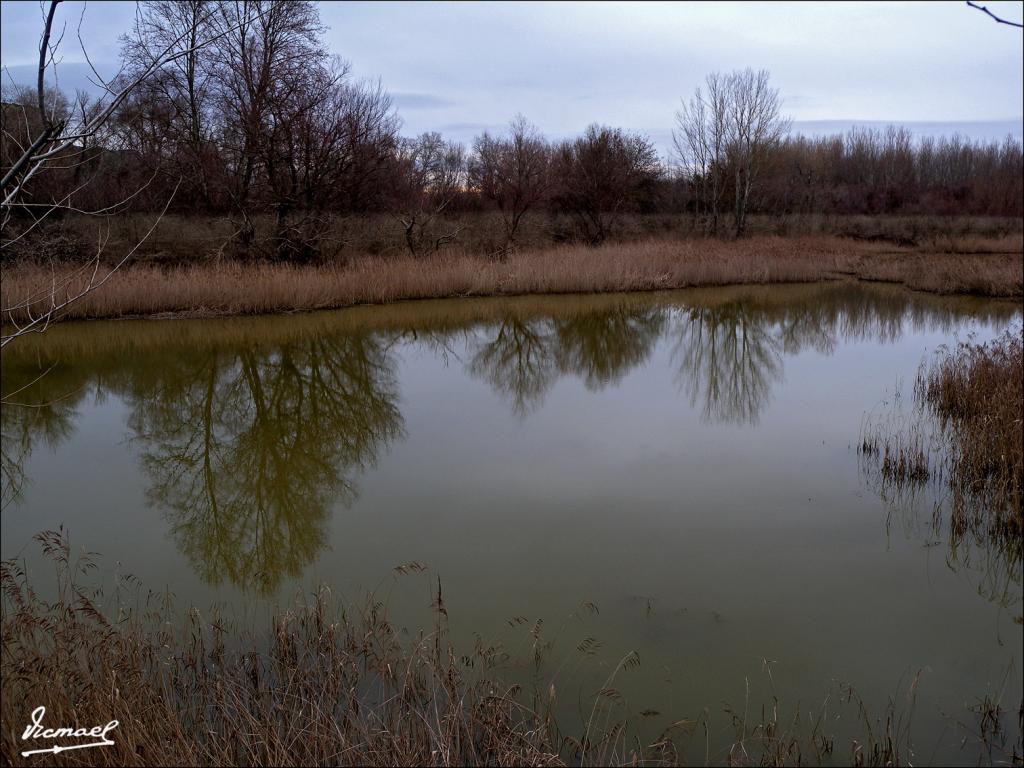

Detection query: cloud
xmin=2 ymin=62 xmax=115 ymax=98
xmin=390 ymin=92 xmax=457 ymax=111
xmin=3 ymin=1 xmax=1021 ymax=144
xmin=437 ymin=121 xmax=506 ymax=133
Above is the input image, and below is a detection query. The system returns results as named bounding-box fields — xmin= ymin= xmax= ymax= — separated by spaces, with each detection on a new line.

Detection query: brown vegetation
xmin=916 ymin=330 xmax=1024 ymax=547
xmin=6 ymin=211 xmax=1023 ymax=267
xmin=2 ymin=1 xmax=1022 ymax=267
xmin=2 ymin=234 xmax=1020 ymax=325
xmin=1 ymin=2 xmax=1020 ymax=336
xmin=859 ymin=423 xmax=932 ymax=488
xmin=860 ymin=329 xmax=1023 ymax=571
xmin=3 ymin=531 xmax=1017 ymax=767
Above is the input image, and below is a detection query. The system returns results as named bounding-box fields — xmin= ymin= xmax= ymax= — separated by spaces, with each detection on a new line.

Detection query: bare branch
xmin=37 ymin=1 xmax=62 ymax=127
xmin=1 ymin=1 xmax=264 ymax=206
xmin=1 ymin=178 xmax=182 ymax=349
xmin=966 ymin=1 xmax=1024 ymax=27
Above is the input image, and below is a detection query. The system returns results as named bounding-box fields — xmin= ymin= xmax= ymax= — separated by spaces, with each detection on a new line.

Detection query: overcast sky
xmin=2 ymin=0 xmax=1022 ymax=155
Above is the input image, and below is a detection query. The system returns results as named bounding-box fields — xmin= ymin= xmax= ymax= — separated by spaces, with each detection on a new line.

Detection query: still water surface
xmin=2 ymin=282 xmax=1021 ymax=761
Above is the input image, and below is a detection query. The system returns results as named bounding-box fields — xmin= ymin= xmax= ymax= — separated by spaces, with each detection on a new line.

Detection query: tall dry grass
xmin=859 ymin=328 xmax=1023 ymax=575
xmin=0 ymin=532 xmax=605 ymax=767
xmin=2 ymin=236 xmax=1021 ymax=326
xmin=4 ymin=530 xmax=1017 ymax=767
xmin=851 ymin=252 xmax=1024 ymax=297
xmin=858 ymin=418 xmax=932 ymax=490
xmin=915 ymin=329 xmax=1024 ymax=548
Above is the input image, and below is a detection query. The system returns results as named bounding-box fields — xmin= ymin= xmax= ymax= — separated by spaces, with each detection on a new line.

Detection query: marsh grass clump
xmin=881 ymin=443 xmax=931 ymax=487
xmin=914 ymin=328 xmax=1023 ymax=545
xmin=860 ymin=328 xmax=1023 ymax=593
xmin=858 ymin=416 xmax=935 ymax=494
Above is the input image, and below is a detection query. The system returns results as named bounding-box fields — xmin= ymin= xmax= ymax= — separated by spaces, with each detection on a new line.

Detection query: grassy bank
xmin=2 ymin=531 xmax=1018 ymax=767
xmin=2 ymin=236 xmax=1021 ymax=326
xmin=2 ymin=281 xmax=1017 ymax=369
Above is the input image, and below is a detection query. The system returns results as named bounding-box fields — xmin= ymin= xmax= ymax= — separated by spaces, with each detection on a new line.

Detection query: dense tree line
xmin=757 ymin=128 xmax=1024 ymax=220
xmin=1 ymin=0 xmax=1021 ymax=263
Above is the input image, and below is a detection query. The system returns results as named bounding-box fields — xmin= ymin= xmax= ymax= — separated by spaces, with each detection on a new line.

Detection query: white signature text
xmin=21 ymin=706 xmax=118 ymax=757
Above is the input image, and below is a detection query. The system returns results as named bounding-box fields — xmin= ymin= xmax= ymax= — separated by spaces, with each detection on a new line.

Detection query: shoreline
xmin=58 ymin=273 xmax=1024 ymax=325
xmin=3 ymin=281 xmax=1019 ymax=367
xmin=2 ymin=236 xmax=1021 ymax=327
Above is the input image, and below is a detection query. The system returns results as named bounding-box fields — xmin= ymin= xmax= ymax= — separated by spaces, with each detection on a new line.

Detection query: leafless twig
xmin=1 ymin=179 xmax=181 ymax=349
xmin=966 ymin=1 xmax=1024 ymax=28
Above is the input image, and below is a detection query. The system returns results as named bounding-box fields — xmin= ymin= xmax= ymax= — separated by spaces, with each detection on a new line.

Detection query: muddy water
xmin=2 ymin=282 xmax=1021 ymax=762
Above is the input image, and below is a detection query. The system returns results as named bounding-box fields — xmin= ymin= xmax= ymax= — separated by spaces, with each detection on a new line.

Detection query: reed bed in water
xmin=859 ymin=422 xmax=933 ymax=489
xmin=1 ymin=236 xmax=1021 ymax=326
xmin=915 ymin=329 xmax=1024 ymax=547
xmin=4 ymin=531 xmax=1016 ymax=767
xmin=0 ymin=532 xmax=591 ymax=767
xmin=859 ymin=328 xmax=1023 ymax=562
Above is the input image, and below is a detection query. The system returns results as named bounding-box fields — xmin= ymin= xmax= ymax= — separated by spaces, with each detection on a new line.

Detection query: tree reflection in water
xmin=467 ymin=307 xmax=666 ymax=417
xmin=670 ymin=304 xmax=782 ymax=426
xmin=553 ymin=307 xmax=667 ymax=391
xmin=469 ymin=317 xmax=559 ymax=417
xmin=126 ymin=334 xmax=405 ymax=593
xmin=465 ymin=286 xmax=966 ymax=425
xmin=2 ymin=284 xmax=1019 ymax=595
xmin=1 ymin=365 xmax=90 ymax=508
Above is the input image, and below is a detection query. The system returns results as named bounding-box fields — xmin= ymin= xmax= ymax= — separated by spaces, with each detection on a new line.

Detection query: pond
xmin=2 ymin=282 xmax=1021 ymax=762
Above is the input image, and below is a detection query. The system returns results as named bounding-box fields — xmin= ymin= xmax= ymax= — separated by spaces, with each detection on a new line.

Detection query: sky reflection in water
xmin=2 ymin=282 xmax=1021 ymax=760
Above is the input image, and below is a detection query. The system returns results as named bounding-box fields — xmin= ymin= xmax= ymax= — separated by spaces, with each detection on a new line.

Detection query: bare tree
xmin=262 ymin=59 xmax=348 ymax=261
xmin=266 ymin=74 xmax=399 ymax=260
xmin=725 ymin=68 xmax=791 ymax=237
xmin=0 ymin=0 xmax=260 ymax=347
xmin=468 ymin=114 xmax=550 ymax=255
xmin=116 ymin=0 xmax=218 ymax=208
xmin=553 ymin=125 xmax=660 ymax=245
xmin=330 ymin=79 xmax=401 ymax=214
xmin=1 ymin=84 xmax=76 ymax=212
xmin=673 ymin=73 xmax=730 ymax=234
xmin=389 ymin=132 xmax=466 ymax=256
xmin=207 ymin=0 xmax=329 ymax=255
xmin=117 ymin=0 xmax=399 ymax=260
xmin=1 ymin=0 xmax=254 ymax=211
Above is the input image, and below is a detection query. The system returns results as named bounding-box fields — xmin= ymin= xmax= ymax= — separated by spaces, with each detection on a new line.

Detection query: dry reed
xmin=915 ymin=329 xmax=1024 ymax=548
xmin=4 ymin=531 xmax=1016 ymax=767
xmin=2 ymin=236 xmax=1021 ymax=327
xmin=859 ymin=328 xmax=1023 ymax=573
xmin=859 ymin=424 xmax=932 ymax=488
